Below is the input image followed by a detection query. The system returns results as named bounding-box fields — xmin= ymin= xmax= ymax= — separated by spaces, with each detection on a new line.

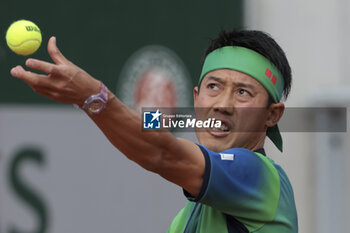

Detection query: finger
xmin=11 ymin=65 xmax=31 ymax=80
xmin=35 ymin=88 xmax=60 ymax=100
xmin=35 ymin=87 xmax=77 ymax=104
xmin=47 ymin=36 xmax=71 ymax=65
xmin=26 ymin=58 xmax=57 ymax=74
xmin=11 ymin=65 xmax=50 ymax=87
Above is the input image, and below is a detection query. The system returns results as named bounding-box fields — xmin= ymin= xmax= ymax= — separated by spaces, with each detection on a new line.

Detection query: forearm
xmin=87 ymin=90 xmax=176 ymax=171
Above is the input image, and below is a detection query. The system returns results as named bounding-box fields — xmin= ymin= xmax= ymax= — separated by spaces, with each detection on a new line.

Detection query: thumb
xmin=47 ymin=36 xmax=71 ymax=65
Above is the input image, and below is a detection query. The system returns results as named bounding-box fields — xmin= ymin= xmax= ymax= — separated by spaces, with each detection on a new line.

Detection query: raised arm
xmin=10 ymin=36 xmax=205 ymax=196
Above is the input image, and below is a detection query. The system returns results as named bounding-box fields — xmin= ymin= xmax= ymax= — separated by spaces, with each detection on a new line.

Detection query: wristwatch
xmin=82 ymin=81 xmax=108 ymax=114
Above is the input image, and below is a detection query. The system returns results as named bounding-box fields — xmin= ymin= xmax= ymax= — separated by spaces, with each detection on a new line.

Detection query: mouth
xmin=207 ymin=119 xmax=232 ymax=137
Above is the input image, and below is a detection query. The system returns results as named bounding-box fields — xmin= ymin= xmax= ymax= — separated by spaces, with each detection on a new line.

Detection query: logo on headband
xmin=265 ymin=68 xmax=277 ymax=85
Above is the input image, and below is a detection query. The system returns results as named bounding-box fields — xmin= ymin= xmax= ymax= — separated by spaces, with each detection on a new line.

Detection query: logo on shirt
xmin=220 ymin=153 xmax=234 ymax=161
xmin=143 ymin=109 xmax=162 ymax=129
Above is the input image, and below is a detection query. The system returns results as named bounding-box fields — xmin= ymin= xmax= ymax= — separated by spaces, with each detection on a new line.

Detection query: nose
xmin=213 ymin=91 xmax=234 ymax=115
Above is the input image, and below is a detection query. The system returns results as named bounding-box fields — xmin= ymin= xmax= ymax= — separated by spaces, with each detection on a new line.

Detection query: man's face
xmin=194 ymin=69 xmax=271 ymax=152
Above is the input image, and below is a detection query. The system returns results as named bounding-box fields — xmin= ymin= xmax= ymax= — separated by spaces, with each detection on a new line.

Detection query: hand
xmin=10 ymin=36 xmax=101 ymax=106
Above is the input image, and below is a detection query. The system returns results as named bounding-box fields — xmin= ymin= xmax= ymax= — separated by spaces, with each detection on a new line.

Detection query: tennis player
xmin=11 ymin=29 xmax=298 ymax=233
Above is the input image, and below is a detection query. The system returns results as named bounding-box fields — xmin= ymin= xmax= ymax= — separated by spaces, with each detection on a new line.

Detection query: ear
xmin=193 ymin=86 xmax=199 ymax=107
xmin=266 ymin=102 xmax=285 ymax=128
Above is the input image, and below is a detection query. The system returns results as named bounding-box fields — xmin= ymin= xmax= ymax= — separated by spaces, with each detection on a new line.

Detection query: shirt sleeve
xmin=184 ymin=144 xmax=280 ymax=225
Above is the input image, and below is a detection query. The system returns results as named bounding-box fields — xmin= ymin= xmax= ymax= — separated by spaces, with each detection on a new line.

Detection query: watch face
xmin=82 ymin=86 xmax=108 ymax=114
xmin=88 ymin=99 xmax=105 ymax=114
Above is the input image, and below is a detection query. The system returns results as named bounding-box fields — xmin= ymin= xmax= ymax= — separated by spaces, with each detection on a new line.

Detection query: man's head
xmin=194 ymin=29 xmax=292 ymax=152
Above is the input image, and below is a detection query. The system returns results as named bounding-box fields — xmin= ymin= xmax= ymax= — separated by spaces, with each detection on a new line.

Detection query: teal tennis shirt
xmin=167 ymin=145 xmax=298 ymax=233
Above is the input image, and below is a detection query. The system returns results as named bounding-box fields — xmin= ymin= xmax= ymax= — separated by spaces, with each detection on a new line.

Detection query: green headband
xmin=199 ymin=46 xmax=284 ymax=103
xmin=199 ymin=46 xmax=284 ymax=152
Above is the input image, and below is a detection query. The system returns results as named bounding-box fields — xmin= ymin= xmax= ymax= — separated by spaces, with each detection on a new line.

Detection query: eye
xmin=207 ymin=83 xmax=219 ymax=90
xmin=238 ymin=88 xmax=251 ymax=96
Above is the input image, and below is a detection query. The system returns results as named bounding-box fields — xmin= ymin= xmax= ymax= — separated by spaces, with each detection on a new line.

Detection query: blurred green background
xmin=0 ymin=0 xmax=243 ymax=104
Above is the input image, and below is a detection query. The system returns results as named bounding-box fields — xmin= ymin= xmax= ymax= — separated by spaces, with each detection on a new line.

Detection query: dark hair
xmin=202 ymin=29 xmax=292 ymax=101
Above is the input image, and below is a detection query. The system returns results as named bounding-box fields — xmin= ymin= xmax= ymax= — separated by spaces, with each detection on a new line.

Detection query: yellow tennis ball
xmin=6 ymin=19 xmax=42 ymax=56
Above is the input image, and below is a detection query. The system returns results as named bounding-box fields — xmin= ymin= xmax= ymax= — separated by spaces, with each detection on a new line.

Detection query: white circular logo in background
xmin=116 ymin=45 xmax=192 ymax=112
